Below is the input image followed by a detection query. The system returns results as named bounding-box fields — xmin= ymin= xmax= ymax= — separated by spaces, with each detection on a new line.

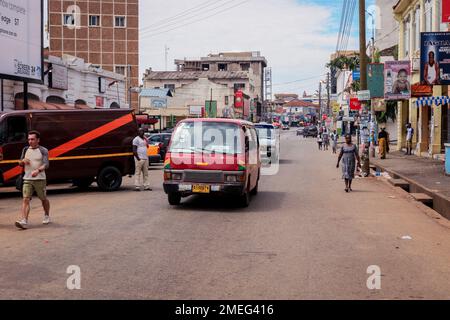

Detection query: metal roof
xmin=140 ymin=88 xmax=173 ymax=97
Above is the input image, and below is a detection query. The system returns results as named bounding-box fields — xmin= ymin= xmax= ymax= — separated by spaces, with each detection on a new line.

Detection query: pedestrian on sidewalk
xmin=336 ymin=134 xmax=361 ymax=193
xmin=133 ymin=129 xmax=152 ymax=191
xmin=405 ymin=123 xmax=414 ymax=155
xmin=15 ymin=131 xmax=50 ymax=230
xmin=322 ymin=130 xmax=330 ymax=151
xmin=330 ymin=130 xmax=339 ymax=154
xmin=317 ymin=133 xmax=323 ymax=150
xmin=378 ymin=127 xmax=389 ymax=159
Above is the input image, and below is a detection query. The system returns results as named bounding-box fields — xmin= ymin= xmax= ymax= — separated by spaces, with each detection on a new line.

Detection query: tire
xmin=168 ymin=192 xmax=181 ymax=205
xmin=251 ymin=180 xmax=259 ymax=196
xmin=73 ymin=178 xmax=94 ymax=190
xmin=97 ymin=166 xmax=122 ymax=192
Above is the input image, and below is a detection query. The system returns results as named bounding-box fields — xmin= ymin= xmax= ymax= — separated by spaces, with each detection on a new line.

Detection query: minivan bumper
xmin=163 ymin=182 xmax=246 ymax=196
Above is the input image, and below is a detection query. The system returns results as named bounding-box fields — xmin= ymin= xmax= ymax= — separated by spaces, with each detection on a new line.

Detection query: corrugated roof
xmin=140 ymin=88 xmax=173 ymax=97
xmin=285 ymin=99 xmax=318 ymax=108
xmin=143 ymin=71 xmax=249 ymax=81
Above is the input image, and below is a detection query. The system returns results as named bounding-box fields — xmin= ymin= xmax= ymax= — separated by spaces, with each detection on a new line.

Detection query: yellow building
xmin=394 ymin=0 xmax=449 ymax=158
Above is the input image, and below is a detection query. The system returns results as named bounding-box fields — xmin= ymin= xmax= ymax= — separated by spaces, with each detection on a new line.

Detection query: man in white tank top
xmin=424 ymin=51 xmax=440 ymax=85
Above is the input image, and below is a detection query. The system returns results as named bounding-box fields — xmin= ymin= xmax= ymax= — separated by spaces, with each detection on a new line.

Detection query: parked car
xmin=282 ymin=124 xmax=290 ymax=130
xmin=163 ymin=118 xmax=261 ymax=207
xmin=255 ymin=123 xmax=279 ymax=164
xmin=0 ymin=109 xmax=137 ymax=191
xmin=147 ymin=144 xmax=161 ymax=164
xmin=303 ymin=125 xmax=318 ymax=137
xmin=296 ymin=126 xmax=305 ymax=136
xmin=145 ymin=133 xmax=172 ymax=161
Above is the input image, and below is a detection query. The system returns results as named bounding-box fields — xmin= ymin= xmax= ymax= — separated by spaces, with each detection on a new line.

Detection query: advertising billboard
xmin=421 ymin=32 xmax=450 ymax=85
xmin=0 ymin=0 xmax=43 ymax=83
xmin=384 ymin=61 xmax=411 ymax=100
xmin=443 ymin=0 xmax=450 ymax=23
xmin=367 ymin=63 xmax=384 ymax=98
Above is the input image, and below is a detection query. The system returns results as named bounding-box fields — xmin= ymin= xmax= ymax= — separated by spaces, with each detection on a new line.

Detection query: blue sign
xmin=353 ymin=69 xmax=361 ymax=81
xmin=421 ymin=32 xmax=450 ymax=85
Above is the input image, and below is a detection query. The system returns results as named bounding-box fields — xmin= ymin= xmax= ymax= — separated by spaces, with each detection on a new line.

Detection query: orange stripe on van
xmin=3 ymin=113 xmax=134 ymax=182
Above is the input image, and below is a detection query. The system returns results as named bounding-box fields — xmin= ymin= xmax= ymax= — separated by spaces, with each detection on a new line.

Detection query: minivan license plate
xmin=192 ymin=185 xmax=210 ymax=193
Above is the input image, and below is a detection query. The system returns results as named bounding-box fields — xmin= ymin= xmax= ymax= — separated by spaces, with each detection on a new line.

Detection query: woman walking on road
xmin=336 ymin=134 xmax=361 ymax=193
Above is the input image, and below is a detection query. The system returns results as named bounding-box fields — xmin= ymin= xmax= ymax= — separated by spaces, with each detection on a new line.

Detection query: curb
xmin=370 ymin=160 xmax=450 ymax=221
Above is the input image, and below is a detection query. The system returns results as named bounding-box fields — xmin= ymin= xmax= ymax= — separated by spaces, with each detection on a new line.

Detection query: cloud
xmin=139 ymin=0 xmax=359 ymax=95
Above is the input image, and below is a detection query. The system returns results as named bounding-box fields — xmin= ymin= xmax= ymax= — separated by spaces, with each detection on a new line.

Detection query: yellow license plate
xmin=192 ymin=185 xmax=210 ymax=193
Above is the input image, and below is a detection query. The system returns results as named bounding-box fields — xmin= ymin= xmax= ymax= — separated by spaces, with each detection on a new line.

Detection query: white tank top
xmin=427 ymin=64 xmax=437 ymax=83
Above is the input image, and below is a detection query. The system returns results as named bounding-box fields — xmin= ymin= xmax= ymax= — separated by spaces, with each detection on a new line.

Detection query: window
xmin=63 ymin=14 xmax=75 ymax=26
xmin=225 ymin=96 xmax=229 ymax=105
xmin=414 ymin=7 xmax=420 ymax=51
xmin=218 ymin=63 xmax=228 ymax=71
xmin=3 ymin=117 xmax=28 ymax=143
xmin=240 ymin=63 xmax=250 ymax=71
xmin=115 ymin=66 xmax=126 ymax=76
xmin=115 ymin=16 xmax=126 ymax=28
xmin=89 ymin=15 xmax=100 ymax=27
xmin=202 ymin=64 xmax=210 ymax=71
xmin=234 ymin=83 xmax=246 ymax=91
xmin=403 ymin=17 xmax=410 ymax=58
xmin=424 ymin=0 xmax=432 ymax=32
xmin=150 ymin=135 xmax=161 ymax=144
xmin=164 ymin=84 xmax=175 ymax=92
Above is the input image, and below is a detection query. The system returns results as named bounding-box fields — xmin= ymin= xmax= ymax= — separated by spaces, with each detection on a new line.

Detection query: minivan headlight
xmin=225 ymin=174 xmax=245 ymax=183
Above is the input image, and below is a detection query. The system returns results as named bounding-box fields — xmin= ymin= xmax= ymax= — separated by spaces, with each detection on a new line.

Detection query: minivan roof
xmin=179 ymin=118 xmax=254 ymax=126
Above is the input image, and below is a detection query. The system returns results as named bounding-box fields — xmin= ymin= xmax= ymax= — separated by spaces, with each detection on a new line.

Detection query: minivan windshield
xmin=170 ymin=121 xmax=242 ymax=155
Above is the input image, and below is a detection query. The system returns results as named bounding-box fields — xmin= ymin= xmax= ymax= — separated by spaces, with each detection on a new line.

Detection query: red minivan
xmin=163 ymin=118 xmax=261 ymax=207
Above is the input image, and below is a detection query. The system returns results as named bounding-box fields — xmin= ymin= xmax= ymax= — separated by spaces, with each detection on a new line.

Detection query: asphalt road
xmin=1 ymin=131 xmax=450 ymax=299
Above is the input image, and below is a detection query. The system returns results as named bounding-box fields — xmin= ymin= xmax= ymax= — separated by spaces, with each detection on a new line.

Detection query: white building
xmin=1 ymin=54 xmax=127 ymax=112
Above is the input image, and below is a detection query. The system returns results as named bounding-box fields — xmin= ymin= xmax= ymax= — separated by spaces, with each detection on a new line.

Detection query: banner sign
xmin=411 ymin=83 xmax=433 ymax=97
xmin=368 ymin=63 xmax=385 ymax=98
xmin=384 ymin=60 xmax=411 ymax=100
xmin=0 ymin=0 xmax=43 ymax=83
xmin=421 ymin=32 xmax=450 ymax=85
xmin=349 ymin=98 xmax=362 ymax=110
xmin=443 ymin=0 xmax=450 ymax=23
xmin=151 ymin=97 xmax=167 ymax=108
xmin=234 ymin=90 xmax=244 ymax=108
xmin=357 ymin=90 xmax=371 ymax=101
xmin=352 ymin=69 xmax=360 ymax=81
xmin=372 ymin=98 xmax=386 ymax=112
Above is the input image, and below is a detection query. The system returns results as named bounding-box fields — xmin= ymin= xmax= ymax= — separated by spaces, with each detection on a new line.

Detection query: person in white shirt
xmin=15 ymin=131 xmax=50 ymax=230
xmin=133 ymin=129 xmax=152 ymax=191
xmin=405 ymin=123 xmax=414 ymax=155
xmin=424 ymin=51 xmax=440 ymax=85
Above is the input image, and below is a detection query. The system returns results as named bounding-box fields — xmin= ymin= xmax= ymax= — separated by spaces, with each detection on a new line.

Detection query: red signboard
xmin=350 ymin=98 xmax=362 ymax=110
xmin=234 ymin=90 xmax=244 ymax=108
xmin=443 ymin=0 xmax=450 ymax=23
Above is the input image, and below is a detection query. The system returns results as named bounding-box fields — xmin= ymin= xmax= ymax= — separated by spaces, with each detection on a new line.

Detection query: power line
xmin=140 ymin=0 xmax=241 ymax=35
xmin=141 ymin=0 xmax=250 ymax=39
xmin=273 ymin=74 xmax=327 ymax=87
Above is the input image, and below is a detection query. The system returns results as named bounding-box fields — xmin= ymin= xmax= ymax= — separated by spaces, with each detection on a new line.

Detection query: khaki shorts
xmin=23 ymin=180 xmax=47 ymax=200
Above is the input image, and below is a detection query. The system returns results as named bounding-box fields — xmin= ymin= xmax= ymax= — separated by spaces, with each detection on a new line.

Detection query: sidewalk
xmin=371 ymin=151 xmax=450 ymax=220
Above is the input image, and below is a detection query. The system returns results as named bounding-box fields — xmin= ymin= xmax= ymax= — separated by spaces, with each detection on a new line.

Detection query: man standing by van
xmin=15 ymin=131 xmax=50 ymax=230
xmin=133 ymin=129 xmax=152 ymax=191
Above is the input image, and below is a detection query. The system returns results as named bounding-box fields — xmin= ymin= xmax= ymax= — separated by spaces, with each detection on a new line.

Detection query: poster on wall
xmin=0 ymin=0 xmax=43 ymax=83
xmin=367 ymin=63 xmax=384 ymax=98
xmin=384 ymin=60 xmax=411 ymax=100
xmin=421 ymin=32 xmax=450 ymax=85
xmin=443 ymin=0 xmax=450 ymax=23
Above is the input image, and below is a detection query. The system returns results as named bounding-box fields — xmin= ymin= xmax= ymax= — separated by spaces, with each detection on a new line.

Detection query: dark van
xmin=0 ymin=109 xmax=138 ymax=191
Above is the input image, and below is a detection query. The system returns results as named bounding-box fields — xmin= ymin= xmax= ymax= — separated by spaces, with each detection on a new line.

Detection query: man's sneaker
xmin=15 ymin=220 xmax=28 ymax=230
xmin=43 ymin=216 xmax=51 ymax=225
xmin=144 ymin=187 xmax=153 ymax=191
xmin=135 ymin=187 xmax=141 ymax=192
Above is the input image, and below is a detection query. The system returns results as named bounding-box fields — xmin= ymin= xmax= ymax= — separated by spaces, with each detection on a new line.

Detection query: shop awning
xmin=415 ymin=96 xmax=450 ymax=107
xmin=136 ymin=114 xmax=158 ymax=125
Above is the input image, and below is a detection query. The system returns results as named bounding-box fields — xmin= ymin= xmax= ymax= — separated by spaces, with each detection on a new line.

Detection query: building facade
xmin=1 ymin=54 xmax=126 ymax=112
xmin=48 ymin=0 xmax=139 ymax=109
xmin=394 ymin=0 xmax=449 ymax=157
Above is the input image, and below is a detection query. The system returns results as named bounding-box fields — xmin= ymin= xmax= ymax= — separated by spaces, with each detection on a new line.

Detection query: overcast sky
xmin=139 ymin=0 xmax=375 ymax=96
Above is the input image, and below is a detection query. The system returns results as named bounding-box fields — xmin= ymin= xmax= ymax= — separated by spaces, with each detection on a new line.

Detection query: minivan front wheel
xmin=168 ymin=192 xmax=181 ymax=205
xmin=97 ymin=166 xmax=122 ymax=191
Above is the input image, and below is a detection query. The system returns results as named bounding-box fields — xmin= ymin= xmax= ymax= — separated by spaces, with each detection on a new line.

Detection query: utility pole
xmin=326 ymin=72 xmax=331 ymax=117
xmin=359 ymin=0 xmax=368 ymax=91
xmin=318 ymin=81 xmax=322 ymax=124
xmin=165 ymin=45 xmax=170 ymax=71
xmin=1 ymin=79 xmax=4 ymax=112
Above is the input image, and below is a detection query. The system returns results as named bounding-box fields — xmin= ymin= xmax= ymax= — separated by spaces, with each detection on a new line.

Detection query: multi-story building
xmin=394 ymin=0 xmax=449 ymax=157
xmin=48 ymin=0 xmax=139 ymax=109
xmin=141 ymin=52 xmax=268 ymax=126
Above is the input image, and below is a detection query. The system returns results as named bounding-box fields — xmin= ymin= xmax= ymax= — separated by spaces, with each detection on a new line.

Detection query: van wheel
xmin=97 ymin=166 xmax=122 ymax=191
xmin=73 ymin=178 xmax=94 ymax=190
xmin=239 ymin=183 xmax=251 ymax=208
xmin=168 ymin=192 xmax=181 ymax=205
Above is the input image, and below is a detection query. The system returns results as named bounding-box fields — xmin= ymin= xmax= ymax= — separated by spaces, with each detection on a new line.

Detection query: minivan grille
xmin=184 ymin=171 xmax=223 ymax=183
